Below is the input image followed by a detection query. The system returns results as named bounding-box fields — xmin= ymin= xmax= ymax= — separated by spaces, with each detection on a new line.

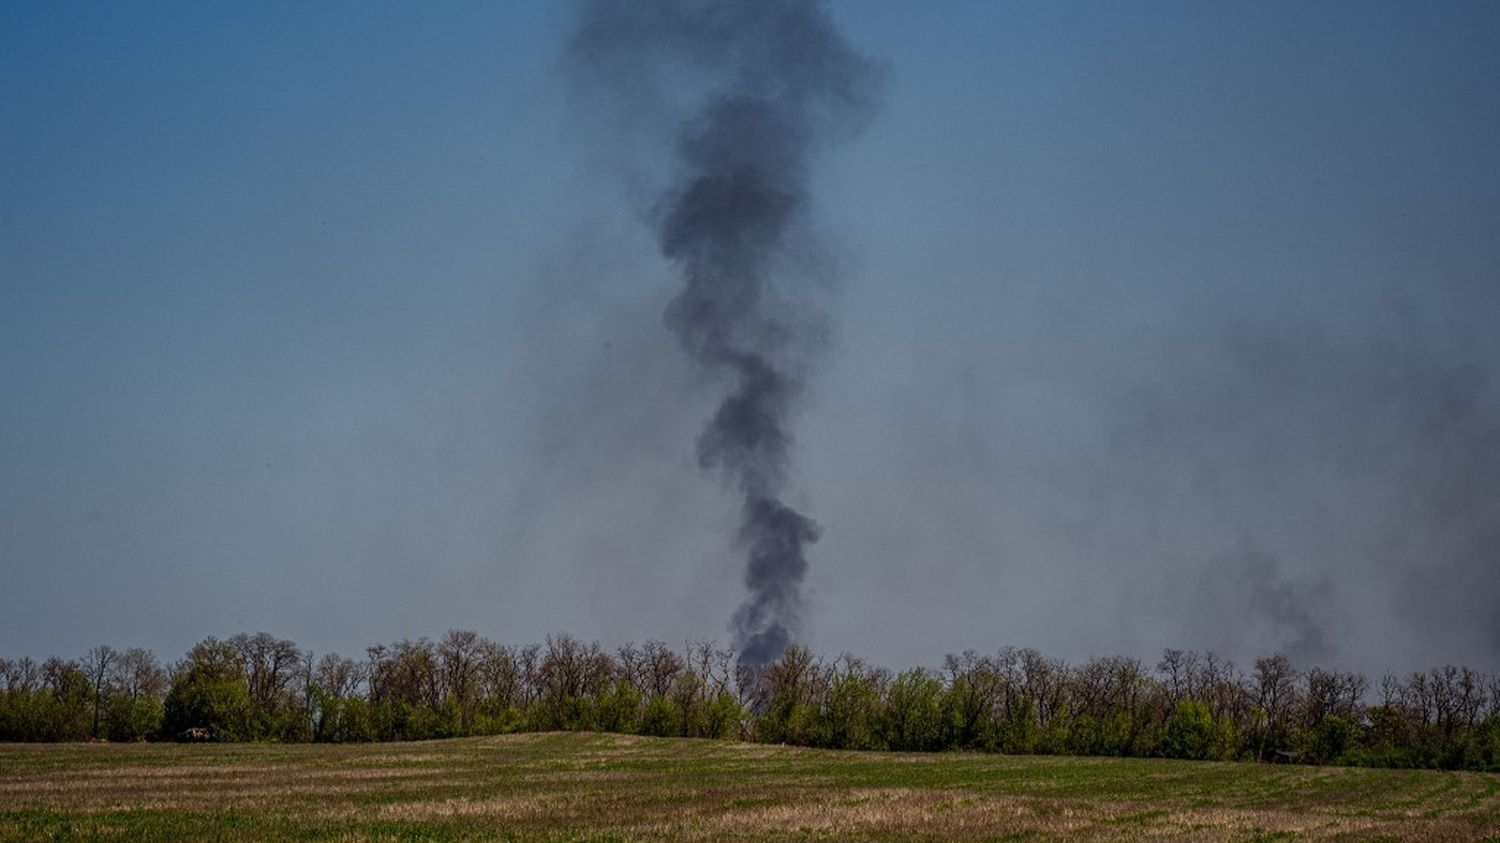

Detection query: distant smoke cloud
xmin=568 ymin=0 xmax=882 ymax=664
xmin=1112 ymin=320 xmax=1500 ymax=670
xmin=1204 ymin=537 xmax=1333 ymax=663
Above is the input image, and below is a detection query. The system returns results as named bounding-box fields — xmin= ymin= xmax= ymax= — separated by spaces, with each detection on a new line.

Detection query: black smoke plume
xmin=569 ymin=0 xmax=881 ymax=664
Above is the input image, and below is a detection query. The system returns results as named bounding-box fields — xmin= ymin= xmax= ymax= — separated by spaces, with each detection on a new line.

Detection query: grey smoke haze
xmin=1095 ymin=319 xmax=1500 ymax=666
xmin=568 ymin=0 xmax=882 ymax=663
xmin=3 ymin=2 xmax=1498 ymax=679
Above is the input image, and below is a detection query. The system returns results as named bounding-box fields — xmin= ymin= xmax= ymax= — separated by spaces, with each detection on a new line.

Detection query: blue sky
xmin=3 ymin=1 xmax=1498 ymax=674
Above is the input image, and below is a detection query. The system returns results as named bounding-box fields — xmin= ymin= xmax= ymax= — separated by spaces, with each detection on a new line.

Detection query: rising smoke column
xmin=570 ymin=0 xmax=882 ymax=664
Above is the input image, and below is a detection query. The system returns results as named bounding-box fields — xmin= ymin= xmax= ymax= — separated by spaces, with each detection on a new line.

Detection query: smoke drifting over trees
xmin=567 ymin=0 xmax=883 ymax=663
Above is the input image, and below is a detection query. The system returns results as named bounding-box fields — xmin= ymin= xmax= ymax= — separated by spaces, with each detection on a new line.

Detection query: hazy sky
xmin=4 ymin=1 xmax=1498 ymax=677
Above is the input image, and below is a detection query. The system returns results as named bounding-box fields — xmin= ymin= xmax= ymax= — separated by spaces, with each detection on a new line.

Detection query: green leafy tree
xmin=640 ymin=694 xmax=680 ymax=737
xmin=883 ymin=669 xmax=944 ymax=752
xmin=162 ymin=638 xmax=252 ymax=741
xmin=1162 ymin=700 xmax=1215 ymax=760
xmin=823 ymin=670 xmax=881 ymax=750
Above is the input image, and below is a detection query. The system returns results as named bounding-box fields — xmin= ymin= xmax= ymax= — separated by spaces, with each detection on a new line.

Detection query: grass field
xmin=1 ymin=733 xmax=1498 ymax=841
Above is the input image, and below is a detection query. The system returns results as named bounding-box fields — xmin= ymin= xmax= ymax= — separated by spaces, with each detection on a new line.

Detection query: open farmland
xmin=1 ymin=733 xmax=1497 ymax=841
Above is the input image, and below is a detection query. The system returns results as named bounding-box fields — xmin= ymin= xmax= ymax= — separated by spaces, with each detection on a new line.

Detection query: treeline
xmin=2 ymin=633 xmax=1498 ymax=770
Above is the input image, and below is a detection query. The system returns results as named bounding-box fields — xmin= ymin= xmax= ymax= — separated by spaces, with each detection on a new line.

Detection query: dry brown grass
xmin=0 ymin=733 xmax=1496 ymax=841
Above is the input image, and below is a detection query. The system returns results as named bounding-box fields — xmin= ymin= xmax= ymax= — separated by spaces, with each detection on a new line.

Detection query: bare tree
xmin=1303 ymin=666 xmax=1367 ymax=726
xmin=641 ymin=640 xmax=683 ymax=699
xmin=81 ymin=645 xmax=117 ymax=739
xmin=314 ymin=653 xmax=362 ymax=700
xmin=518 ymin=644 xmax=542 ymax=707
xmin=944 ymin=650 xmax=1000 ymax=748
xmin=1157 ymin=649 xmax=1197 ymax=706
xmin=231 ymin=633 xmax=303 ymax=716
xmin=476 ymin=641 xmax=520 ymax=713
xmin=1253 ymin=654 xmax=1298 ymax=759
xmin=113 ymin=648 xmax=167 ymax=702
xmin=615 ymin=641 xmax=645 ymax=695
xmin=2 ymin=656 xmax=40 ymax=693
xmin=438 ymin=630 xmax=484 ymax=729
